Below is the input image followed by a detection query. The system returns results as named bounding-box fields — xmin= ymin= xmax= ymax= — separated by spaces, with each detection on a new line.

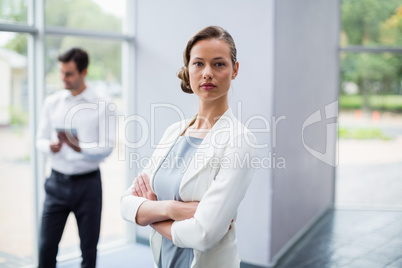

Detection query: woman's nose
xmin=203 ymin=65 xmax=213 ymax=79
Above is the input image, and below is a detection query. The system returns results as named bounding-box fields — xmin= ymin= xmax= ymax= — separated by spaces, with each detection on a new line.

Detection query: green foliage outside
xmin=340 ymin=95 xmax=402 ymax=112
xmin=2 ymin=0 xmax=122 ymax=82
xmin=341 ymin=0 xmax=402 ymax=113
xmin=45 ymin=0 xmax=121 ymax=32
xmin=339 ymin=127 xmax=392 ymax=140
xmin=1 ymin=0 xmax=123 ymax=127
xmin=0 ymin=0 xmax=27 ymax=24
xmin=9 ymin=106 xmax=28 ymax=125
xmin=45 ymin=0 xmax=122 ymax=83
xmin=341 ymin=0 xmax=402 ymax=46
xmin=4 ymin=34 xmax=27 ymax=56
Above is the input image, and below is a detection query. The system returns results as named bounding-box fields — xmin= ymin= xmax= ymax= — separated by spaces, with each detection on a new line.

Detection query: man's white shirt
xmin=36 ymin=87 xmax=116 ymax=175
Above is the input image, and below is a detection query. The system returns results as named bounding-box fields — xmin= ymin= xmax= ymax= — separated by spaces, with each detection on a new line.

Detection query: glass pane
xmin=337 ymin=52 xmax=402 ymax=209
xmin=45 ymin=0 xmax=125 ymax=32
xmin=340 ymin=52 xmax=402 ymax=110
xmin=44 ymin=36 xmax=126 ymax=257
xmin=0 ymin=0 xmax=28 ymax=24
xmin=0 ymin=33 xmax=34 ymax=266
xmin=341 ymin=0 xmax=402 ymax=47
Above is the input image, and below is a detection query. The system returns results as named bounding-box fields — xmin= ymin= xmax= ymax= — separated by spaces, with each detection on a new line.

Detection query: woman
xmin=121 ymin=26 xmax=257 ymax=268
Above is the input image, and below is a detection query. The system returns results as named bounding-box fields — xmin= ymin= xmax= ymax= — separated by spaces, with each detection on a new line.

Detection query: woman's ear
xmin=232 ymin=61 xmax=239 ymax=80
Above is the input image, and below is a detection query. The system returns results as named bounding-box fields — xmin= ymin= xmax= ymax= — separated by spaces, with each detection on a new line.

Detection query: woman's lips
xmin=201 ymin=83 xmax=216 ymax=90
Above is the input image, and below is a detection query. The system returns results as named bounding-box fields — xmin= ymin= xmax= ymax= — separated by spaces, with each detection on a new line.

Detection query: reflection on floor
xmin=275 ymin=210 xmax=402 ymax=268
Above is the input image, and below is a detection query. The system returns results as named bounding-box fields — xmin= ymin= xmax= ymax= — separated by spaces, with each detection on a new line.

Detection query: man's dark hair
xmin=58 ymin=47 xmax=89 ymax=73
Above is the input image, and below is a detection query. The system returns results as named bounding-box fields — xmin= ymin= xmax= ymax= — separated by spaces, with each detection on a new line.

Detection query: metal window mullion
xmin=122 ymin=0 xmax=137 ymax=244
xmin=340 ymin=46 xmax=402 ymax=53
xmin=334 ymin=0 xmax=341 ymax=208
xmin=0 ymin=23 xmax=37 ymax=34
xmin=45 ymin=26 xmax=133 ymax=41
xmin=27 ymin=0 xmax=38 ymax=265
xmin=27 ymin=31 xmax=39 ymax=268
xmin=31 ymin=0 xmax=45 ymax=267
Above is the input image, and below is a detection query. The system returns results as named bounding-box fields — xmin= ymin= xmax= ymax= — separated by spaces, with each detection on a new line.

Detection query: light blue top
xmin=153 ymin=135 xmax=203 ymax=268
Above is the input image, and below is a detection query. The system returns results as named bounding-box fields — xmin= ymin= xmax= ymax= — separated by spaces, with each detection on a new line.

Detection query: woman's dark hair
xmin=58 ymin=47 xmax=89 ymax=73
xmin=177 ymin=26 xmax=237 ymax=94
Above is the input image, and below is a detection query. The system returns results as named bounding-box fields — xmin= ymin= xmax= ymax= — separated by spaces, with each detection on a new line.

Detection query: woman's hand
xmin=167 ymin=201 xmax=199 ymax=221
xmin=150 ymin=220 xmax=174 ymax=241
xmin=132 ymin=172 xmax=157 ymax=201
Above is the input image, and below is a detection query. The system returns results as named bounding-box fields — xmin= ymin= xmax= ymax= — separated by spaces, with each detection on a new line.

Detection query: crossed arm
xmin=131 ymin=173 xmax=199 ymax=241
xmin=122 ymin=132 xmax=256 ymax=251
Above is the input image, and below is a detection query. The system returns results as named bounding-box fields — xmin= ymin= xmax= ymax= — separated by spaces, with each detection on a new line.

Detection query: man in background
xmin=36 ymin=47 xmax=115 ymax=268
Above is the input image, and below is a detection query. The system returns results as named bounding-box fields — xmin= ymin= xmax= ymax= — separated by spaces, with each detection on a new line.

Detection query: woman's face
xmin=188 ymin=39 xmax=239 ymax=103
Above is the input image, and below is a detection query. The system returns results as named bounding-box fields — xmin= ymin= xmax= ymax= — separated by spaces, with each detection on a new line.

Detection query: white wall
xmin=270 ymin=0 xmax=339 ymax=263
xmin=134 ymin=0 xmax=275 ymax=266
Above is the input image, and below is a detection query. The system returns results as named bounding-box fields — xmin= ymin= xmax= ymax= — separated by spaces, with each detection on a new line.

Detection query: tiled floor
xmin=9 ymin=210 xmax=401 ymax=268
xmin=275 ymin=209 xmax=402 ymax=268
xmin=56 ymin=210 xmax=402 ymax=268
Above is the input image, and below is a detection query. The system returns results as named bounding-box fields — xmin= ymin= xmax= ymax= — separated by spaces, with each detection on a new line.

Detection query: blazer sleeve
xmin=120 ymin=121 xmax=182 ymax=224
xmin=120 ymin=183 xmax=148 ymax=224
xmin=171 ymin=131 xmax=258 ymax=251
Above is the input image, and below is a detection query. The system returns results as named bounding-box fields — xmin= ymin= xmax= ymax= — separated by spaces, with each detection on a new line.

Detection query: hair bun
xmin=177 ymin=66 xmax=193 ymax=94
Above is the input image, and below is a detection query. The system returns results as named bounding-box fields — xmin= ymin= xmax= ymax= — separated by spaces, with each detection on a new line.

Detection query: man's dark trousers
xmin=38 ymin=169 xmax=102 ymax=268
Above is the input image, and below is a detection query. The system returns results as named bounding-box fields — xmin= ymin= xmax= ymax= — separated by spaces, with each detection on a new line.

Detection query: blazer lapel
xmin=148 ymin=114 xmax=197 ymax=187
xmin=180 ymin=108 xmax=234 ymax=191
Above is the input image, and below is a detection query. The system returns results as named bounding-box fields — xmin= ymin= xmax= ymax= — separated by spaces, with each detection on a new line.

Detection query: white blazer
xmin=121 ymin=108 xmax=258 ymax=268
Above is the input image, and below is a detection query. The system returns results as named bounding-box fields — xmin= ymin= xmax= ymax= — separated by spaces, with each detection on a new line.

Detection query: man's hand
xmin=57 ymin=131 xmax=81 ymax=152
xmin=132 ymin=172 xmax=157 ymax=201
xmin=50 ymin=141 xmax=62 ymax=153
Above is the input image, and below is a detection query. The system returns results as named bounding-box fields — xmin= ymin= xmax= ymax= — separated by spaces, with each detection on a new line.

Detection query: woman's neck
xmin=182 ymin=97 xmax=229 ymax=138
xmin=194 ymin=98 xmax=229 ymax=130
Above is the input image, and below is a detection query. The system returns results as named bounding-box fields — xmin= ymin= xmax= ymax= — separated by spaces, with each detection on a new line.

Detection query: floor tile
xmin=345 ymin=258 xmax=388 ymax=268
xmin=275 ymin=210 xmax=402 ymax=268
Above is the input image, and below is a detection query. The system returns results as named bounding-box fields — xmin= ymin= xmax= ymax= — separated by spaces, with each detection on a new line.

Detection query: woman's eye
xmin=215 ymin=62 xmax=225 ymax=67
xmin=194 ymin=62 xmax=203 ymax=67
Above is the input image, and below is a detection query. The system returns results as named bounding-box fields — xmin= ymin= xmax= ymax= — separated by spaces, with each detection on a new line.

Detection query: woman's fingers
xmin=133 ymin=176 xmax=143 ymax=197
xmin=132 ymin=186 xmax=140 ymax=197
xmin=142 ymin=173 xmax=154 ymax=194
xmin=138 ymin=174 xmax=148 ymax=194
xmin=132 ymin=173 xmax=157 ymax=200
xmin=142 ymin=173 xmax=158 ymax=200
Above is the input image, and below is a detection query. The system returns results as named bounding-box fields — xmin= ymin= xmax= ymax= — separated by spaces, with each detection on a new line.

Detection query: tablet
xmin=56 ymin=128 xmax=78 ymax=136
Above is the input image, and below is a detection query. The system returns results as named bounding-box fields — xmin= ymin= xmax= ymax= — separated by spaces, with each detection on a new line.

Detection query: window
xmin=341 ymin=0 xmax=402 ymax=47
xmin=0 ymin=0 xmax=28 ymax=24
xmin=45 ymin=0 xmax=126 ymax=32
xmin=337 ymin=0 xmax=402 ymax=209
xmin=0 ymin=32 xmax=34 ymax=266
xmin=0 ymin=0 xmax=135 ymax=266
